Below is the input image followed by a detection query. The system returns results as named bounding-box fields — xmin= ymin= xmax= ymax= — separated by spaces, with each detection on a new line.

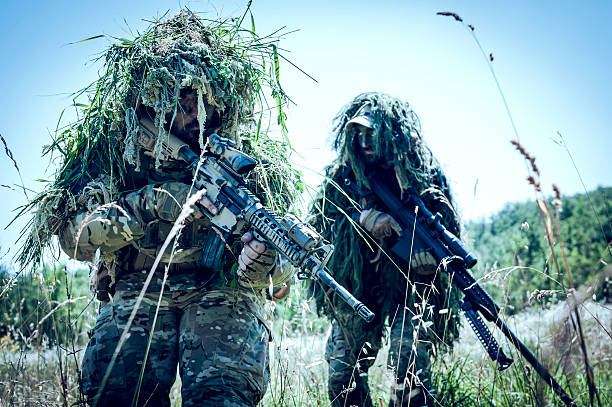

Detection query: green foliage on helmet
xmin=16 ymin=9 xmax=300 ymax=268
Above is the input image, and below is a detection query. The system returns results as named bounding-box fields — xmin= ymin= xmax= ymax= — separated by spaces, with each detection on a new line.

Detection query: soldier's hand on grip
xmin=359 ymin=208 xmax=402 ymax=240
xmin=150 ymin=182 xmax=217 ymax=221
xmin=410 ymin=249 xmax=438 ymax=277
xmin=194 ymin=193 xmax=218 ymax=217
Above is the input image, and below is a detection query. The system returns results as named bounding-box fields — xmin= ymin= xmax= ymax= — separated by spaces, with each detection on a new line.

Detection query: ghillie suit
xmin=309 ymin=92 xmax=461 ymax=407
xmin=17 ymin=10 xmax=299 ymax=271
xmin=16 ymin=10 xmax=301 ymax=407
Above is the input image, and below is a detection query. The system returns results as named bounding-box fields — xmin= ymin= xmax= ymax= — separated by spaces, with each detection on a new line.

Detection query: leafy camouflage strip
xmin=325 ymin=309 xmax=431 ymax=407
xmin=81 ymin=274 xmax=270 ymax=407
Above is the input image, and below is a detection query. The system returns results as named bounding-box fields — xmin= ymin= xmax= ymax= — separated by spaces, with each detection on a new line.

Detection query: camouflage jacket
xmin=59 ymin=152 xmax=291 ymax=294
xmin=309 ymin=163 xmax=459 ymax=321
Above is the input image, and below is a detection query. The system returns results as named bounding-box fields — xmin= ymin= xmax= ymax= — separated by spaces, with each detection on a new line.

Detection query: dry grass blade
xmin=0 ymin=133 xmax=29 ymax=200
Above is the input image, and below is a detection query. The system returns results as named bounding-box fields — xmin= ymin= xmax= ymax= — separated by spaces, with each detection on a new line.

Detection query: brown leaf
xmin=537 ymin=199 xmax=554 ymax=246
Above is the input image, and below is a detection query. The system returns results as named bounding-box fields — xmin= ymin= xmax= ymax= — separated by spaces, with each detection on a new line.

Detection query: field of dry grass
xmin=1 ymin=290 xmax=610 ymax=406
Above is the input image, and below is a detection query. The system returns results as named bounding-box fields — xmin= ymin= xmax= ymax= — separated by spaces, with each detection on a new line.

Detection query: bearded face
xmin=165 ymin=87 xmax=222 ymax=153
xmin=347 ymin=123 xmax=379 ymax=165
xmin=344 ymin=103 xmax=383 ymax=166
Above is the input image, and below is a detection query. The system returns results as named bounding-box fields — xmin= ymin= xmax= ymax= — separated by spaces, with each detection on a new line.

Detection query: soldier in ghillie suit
xmin=309 ymin=92 xmax=462 ymax=407
xmin=18 ymin=10 xmax=300 ymax=407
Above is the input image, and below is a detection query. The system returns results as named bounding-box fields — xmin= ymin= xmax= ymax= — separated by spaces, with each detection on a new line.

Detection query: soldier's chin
xmin=362 ymin=153 xmax=380 ymax=164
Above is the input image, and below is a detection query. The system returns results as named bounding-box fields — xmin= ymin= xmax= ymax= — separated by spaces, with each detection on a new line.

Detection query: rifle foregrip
xmin=247 ymin=205 xmax=304 ymax=265
xmin=461 ymin=300 xmax=513 ymax=370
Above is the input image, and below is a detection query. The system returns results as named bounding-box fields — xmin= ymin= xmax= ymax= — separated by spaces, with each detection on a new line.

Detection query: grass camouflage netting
xmin=309 ymin=92 xmax=463 ymax=347
xmin=14 ymin=9 xmax=302 ymax=269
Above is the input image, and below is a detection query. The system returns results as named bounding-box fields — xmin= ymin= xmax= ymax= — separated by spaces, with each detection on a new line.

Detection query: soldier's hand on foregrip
xmin=237 ymin=231 xmax=277 ymax=288
xmin=359 ymin=208 xmax=402 ymax=240
xmin=410 ymin=249 xmax=438 ymax=277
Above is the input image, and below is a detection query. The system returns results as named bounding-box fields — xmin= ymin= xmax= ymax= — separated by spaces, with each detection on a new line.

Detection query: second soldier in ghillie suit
xmin=309 ymin=92 xmax=462 ymax=407
xmin=18 ymin=10 xmax=301 ymax=407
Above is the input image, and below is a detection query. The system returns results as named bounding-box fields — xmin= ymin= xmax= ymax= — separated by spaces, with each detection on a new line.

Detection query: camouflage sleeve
xmin=237 ymin=248 xmax=292 ymax=291
xmin=269 ymin=254 xmax=293 ymax=287
xmin=59 ymin=182 xmax=195 ymax=261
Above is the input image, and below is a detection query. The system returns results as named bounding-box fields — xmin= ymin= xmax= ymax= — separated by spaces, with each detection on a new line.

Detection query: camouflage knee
xmin=80 ymin=303 xmax=131 ymax=405
xmin=325 ymin=319 xmax=380 ymax=407
xmin=179 ymin=291 xmax=270 ymax=407
xmin=387 ymin=316 xmax=432 ymax=407
xmin=81 ymin=291 xmax=178 ymax=407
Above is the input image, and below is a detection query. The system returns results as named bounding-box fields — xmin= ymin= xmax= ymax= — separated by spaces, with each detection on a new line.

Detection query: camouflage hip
xmin=80 ymin=274 xmax=271 ymax=407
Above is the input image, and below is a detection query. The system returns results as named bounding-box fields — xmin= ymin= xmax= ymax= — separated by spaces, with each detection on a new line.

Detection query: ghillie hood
xmin=311 ymin=92 xmax=462 ymax=348
xmin=334 ymin=93 xmax=456 ymax=208
xmin=17 ymin=9 xmax=300 ymax=267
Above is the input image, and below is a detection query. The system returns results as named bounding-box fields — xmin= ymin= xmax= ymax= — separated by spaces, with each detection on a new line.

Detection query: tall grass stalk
xmin=438 ymin=10 xmax=605 ymax=406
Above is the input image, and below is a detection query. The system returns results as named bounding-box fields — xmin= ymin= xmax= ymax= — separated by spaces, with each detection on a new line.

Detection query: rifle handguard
xmin=137 ymin=121 xmax=376 ymax=322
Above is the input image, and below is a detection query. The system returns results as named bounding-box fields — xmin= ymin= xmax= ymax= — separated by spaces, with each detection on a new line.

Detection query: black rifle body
xmin=368 ymin=173 xmax=577 ymax=407
xmin=137 ymin=119 xmax=374 ymax=322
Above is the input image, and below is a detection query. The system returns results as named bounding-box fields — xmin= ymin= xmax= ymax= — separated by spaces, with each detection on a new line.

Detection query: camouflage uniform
xmin=60 ymin=153 xmax=290 ymax=406
xmin=316 ymin=166 xmax=436 ymax=407
xmin=309 ymin=93 xmax=462 ymax=407
xmin=326 ymin=310 xmax=431 ymax=407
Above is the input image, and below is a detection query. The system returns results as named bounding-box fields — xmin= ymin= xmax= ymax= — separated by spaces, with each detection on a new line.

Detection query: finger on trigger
xmin=199 ymin=195 xmax=218 ymax=215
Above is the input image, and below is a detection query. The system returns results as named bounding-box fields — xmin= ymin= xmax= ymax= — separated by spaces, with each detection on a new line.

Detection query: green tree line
xmin=465 ymin=186 xmax=612 ymax=313
xmin=0 ymin=264 xmax=91 ymax=350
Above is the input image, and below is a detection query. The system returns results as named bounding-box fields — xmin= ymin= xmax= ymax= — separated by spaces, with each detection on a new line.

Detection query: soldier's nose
xmin=359 ymin=134 xmax=370 ymax=149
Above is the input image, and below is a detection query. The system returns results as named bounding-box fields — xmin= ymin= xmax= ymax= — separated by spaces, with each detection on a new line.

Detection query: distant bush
xmin=0 ymin=263 xmax=92 ymax=349
xmin=465 ymin=186 xmax=612 ymax=313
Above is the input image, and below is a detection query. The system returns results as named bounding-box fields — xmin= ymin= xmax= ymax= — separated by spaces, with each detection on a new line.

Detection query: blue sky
xmin=1 ymin=0 xmax=610 ymax=260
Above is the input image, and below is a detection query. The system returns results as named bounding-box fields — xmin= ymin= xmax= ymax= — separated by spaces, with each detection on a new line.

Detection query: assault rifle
xmin=367 ymin=172 xmax=578 ymax=407
xmin=138 ymin=118 xmax=374 ymax=322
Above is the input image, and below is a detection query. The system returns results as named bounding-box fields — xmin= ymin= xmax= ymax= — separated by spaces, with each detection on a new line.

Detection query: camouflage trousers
xmin=325 ymin=308 xmax=432 ymax=407
xmin=80 ymin=273 xmax=270 ymax=407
